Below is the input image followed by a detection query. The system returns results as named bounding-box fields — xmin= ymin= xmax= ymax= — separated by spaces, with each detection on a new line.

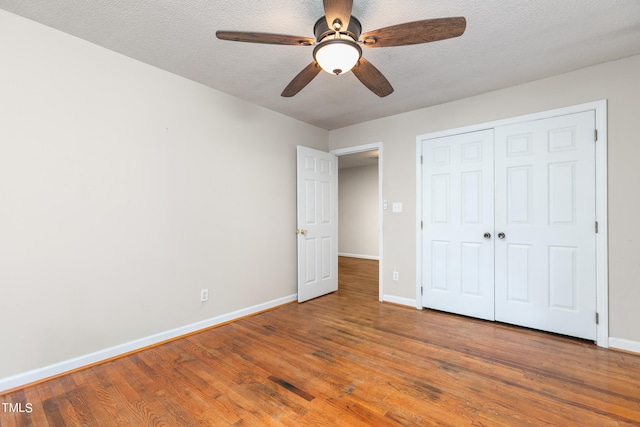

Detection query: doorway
xmin=332 ymin=143 xmax=384 ymax=301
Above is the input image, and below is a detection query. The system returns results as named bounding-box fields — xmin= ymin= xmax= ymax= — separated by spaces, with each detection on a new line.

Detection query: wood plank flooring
xmin=2 ymin=256 xmax=640 ymax=426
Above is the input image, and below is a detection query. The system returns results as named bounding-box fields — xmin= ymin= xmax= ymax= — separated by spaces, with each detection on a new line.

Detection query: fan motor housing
xmin=314 ymin=16 xmax=362 ymax=42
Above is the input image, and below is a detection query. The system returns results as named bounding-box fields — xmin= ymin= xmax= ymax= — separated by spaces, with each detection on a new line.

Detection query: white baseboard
xmin=608 ymin=337 xmax=640 ymax=355
xmin=338 ymin=252 xmax=379 ymax=260
xmin=383 ymin=294 xmax=417 ymax=308
xmin=0 ymin=294 xmax=297 ymax=393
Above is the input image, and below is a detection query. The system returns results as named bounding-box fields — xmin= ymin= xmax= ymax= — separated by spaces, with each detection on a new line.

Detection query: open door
xmin=297 ymin=146 xmax=338 ymax=302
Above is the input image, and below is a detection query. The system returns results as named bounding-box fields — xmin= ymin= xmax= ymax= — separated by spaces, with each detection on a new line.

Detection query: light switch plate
xmin=392 ymin=202 xmax=403 ymax=213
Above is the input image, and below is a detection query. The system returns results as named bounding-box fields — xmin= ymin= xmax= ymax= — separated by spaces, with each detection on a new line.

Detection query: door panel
xmin=297 ymin=146 xmax=338 ymax=302
xmin=506 ymin=166 xmax=532 ymax=224
xmin=506 ymin=244 xmax=531 ymax=303
xmin=548 ymin=246 xmax=577 ymax=309
xmin=461 ymin=242 xmax=481 ymax=295
xmin=421 ymin=129 xmax=495 ymax=321
xmin=494 ymin=111 xmax=596 ymax=340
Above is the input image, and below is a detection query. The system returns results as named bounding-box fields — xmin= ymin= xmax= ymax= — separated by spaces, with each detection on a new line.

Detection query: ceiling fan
xmin=216 ymin=0 xmax=466 ymax=97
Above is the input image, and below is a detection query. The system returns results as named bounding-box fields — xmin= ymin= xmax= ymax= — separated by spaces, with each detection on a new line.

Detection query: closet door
xmin=494 ymin=111 xmax=597 ymax=340
xmin=421 ymin=129 xmax=495 ymax=321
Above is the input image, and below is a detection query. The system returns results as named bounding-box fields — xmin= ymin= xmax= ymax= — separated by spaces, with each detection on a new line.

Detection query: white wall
xmin=0 ymin=10 xmax=328 ymax=381
xmin=329 ymin=54 xmax=640 ymax=346
xmin=338 ymin=165 xmax=378 ymax=258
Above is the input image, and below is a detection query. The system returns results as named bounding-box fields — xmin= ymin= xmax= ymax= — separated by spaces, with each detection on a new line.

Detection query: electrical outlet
xmin=393 ymin=271 xmax=399 ymax=281
xmin=200 ymin=289 xmax=209 ymax=302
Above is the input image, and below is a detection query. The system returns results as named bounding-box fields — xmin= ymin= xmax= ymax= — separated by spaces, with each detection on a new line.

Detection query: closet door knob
xmin=483 ymin=232 xmax=492 ymax=239
xmin=498 ymin=232 xmax=506 ymax=239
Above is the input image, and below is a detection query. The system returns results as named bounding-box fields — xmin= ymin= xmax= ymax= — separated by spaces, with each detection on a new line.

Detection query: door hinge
xmin=595 ymin=221 xmax=599 ymax=233
xmin=596 ymin=312 xmax=599 ymax=325
xmin=420 ymin=155 xmax=423 ymax=165
xmin=421 ymin=286 xmax=424 ymax=296
xmin=594 ymin=129 xmax=598 ymax=142
xmin=421 ymin=220 xmax=423 ymax=230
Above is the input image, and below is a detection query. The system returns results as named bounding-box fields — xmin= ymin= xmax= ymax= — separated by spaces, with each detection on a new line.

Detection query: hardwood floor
xmin=2 ymin=256 xmax=640 ymax=426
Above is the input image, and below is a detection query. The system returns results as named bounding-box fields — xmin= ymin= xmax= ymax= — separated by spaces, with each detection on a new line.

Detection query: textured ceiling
xmin=2 ymin=1 xmax=640 ymax=130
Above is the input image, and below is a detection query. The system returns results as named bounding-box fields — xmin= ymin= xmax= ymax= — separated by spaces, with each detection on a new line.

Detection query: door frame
xmin=415 ymin=100 xmax=609 ymax=347
xmin=331 ymin=142 xmax=384 ymax=301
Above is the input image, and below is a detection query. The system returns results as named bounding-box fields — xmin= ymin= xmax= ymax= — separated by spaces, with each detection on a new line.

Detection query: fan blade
xmin=351 ymin=57 xmax=394 ymax=97
xmin=360 ymin=17 xmax=466 ymax=47
xmin=323 ymin=0 xmax=353 ymax=31
xmin=281 ymin=62 xmax=322 ymax=97
xmin=216 ymin=31 xmax=314 ymax=46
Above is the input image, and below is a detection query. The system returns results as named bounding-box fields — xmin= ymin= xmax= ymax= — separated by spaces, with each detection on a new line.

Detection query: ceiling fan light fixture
xmin=218 ymin=6 xmax=465 ymax=98
xmin=313 ymin=37 xmax=362 ymax=75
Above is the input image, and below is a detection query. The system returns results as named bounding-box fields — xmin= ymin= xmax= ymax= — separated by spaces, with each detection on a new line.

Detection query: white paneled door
xmin=296 ymin=146 xmax=338 ymax=302
xmin=421 ymin=129 xmax=496 ymax=320
xmin=494 ymin=111 xmax=596 ymax=340
xmin=421 ymin=111 xmax=597 ymax=340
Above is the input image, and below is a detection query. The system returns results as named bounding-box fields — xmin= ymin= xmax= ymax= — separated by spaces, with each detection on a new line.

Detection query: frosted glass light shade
xmin=313 ymin=39 xmax=361 ymax=75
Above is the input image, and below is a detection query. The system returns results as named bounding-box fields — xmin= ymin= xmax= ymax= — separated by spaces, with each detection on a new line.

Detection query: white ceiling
xmin=2 ymin=1 xmax=640 ymax=130
xmin=338 ymin=150 xmax=378 ymax=169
